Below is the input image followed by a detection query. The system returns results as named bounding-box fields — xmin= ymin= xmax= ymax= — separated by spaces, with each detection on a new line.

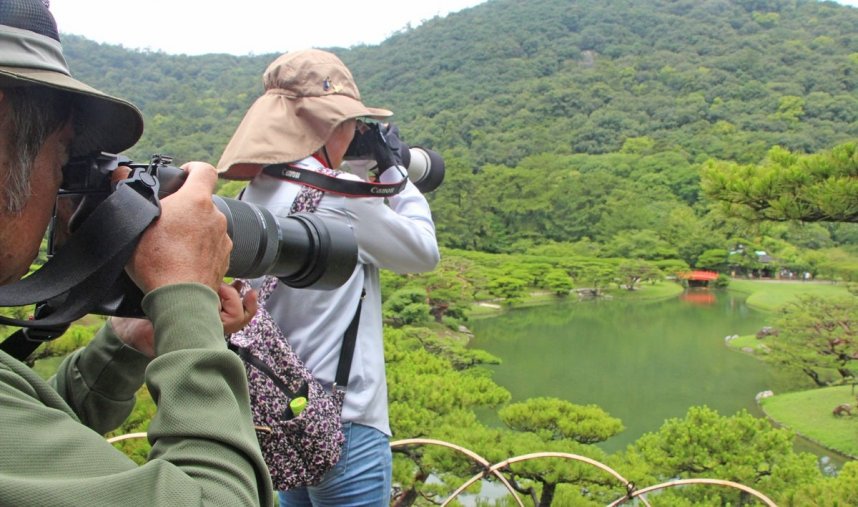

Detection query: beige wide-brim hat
xmin=0 ymin=1 xmax=143 ymax=157
xmin=218 ymin=49 xmax=392 ymax=180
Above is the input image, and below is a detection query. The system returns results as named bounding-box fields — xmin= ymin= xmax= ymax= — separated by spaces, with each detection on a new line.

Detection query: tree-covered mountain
xmin=61 ymin=0 xmax=858 ymax=262
xmin=346 ymin=0 xmax=857 ymax=166
xmin=64 ymin=0 xmax=857 ymax=167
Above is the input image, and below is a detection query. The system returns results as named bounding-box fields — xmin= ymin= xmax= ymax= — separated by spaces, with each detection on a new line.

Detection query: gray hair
xmin=1 ymin=86 xmax=73 ymax=213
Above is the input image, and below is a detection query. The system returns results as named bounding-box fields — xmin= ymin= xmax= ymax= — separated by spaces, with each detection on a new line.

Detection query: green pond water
xmin=468 ymin=289 xmax=801 ymax=454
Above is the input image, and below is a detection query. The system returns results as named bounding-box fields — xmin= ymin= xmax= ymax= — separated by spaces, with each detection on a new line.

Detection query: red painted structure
xmin=680 ymin=270 xmax=719 ymax=282
xmin=678 ymin=270 xmax=720 ymax=288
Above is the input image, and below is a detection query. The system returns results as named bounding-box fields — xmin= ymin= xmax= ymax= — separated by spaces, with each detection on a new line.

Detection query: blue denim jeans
xmin=278 ymin=422 xmax=392 ymax=507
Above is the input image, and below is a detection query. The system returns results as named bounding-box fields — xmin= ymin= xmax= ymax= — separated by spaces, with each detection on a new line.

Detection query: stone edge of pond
xmin=470 ymin=282 xmax=686 ymax=320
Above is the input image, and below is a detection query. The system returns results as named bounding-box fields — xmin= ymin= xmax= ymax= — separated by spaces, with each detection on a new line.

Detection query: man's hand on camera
xmin=110 ymin=282 xmax=257 ymax=354
xmin=126 ymin=162 xmax=231 ymax=293
xmin=220 ymin=280 xmax=258 ymax=334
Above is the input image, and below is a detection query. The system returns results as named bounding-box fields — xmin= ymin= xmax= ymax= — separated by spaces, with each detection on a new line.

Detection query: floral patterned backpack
xmin=227 ymin=166 xmax=362 ymax=490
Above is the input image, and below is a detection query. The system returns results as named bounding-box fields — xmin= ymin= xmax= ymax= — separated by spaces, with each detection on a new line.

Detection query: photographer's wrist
xmin=379 ymin=165 xmax=407 ymax=184
xmin=108 ymin=316 xmax=156 ymax=358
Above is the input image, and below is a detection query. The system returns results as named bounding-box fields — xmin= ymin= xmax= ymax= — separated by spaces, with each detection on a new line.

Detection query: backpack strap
xmin=334 ymin=288 xmax=364 ymax=390
xmin=288 ymin=165 xmax=340 ymax=214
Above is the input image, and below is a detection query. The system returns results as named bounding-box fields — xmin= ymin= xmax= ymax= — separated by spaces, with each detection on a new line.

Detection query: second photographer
xmin=218 ymin=48 xmax=440 ymax=507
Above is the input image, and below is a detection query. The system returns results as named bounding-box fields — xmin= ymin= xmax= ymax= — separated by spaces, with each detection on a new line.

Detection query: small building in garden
xmin=679 ymin=270 xmax=720 ymax=288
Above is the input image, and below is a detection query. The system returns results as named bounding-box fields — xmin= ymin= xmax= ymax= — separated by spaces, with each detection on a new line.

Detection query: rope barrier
xmin=390 ymin=438 xmax=525 ymax=507
xmin=106 ymin=432 xmax=148 ymax=443
xmin=607 ymin=478 xmax=778 ymax=507
xmin=422 ymin=450 xmax=651 ymax=507
xmin=107 ymin=432 xmax=778 ymax=506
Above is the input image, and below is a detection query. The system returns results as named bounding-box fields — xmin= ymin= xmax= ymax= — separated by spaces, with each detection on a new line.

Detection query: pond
xmin=468 ymin=289 xmax=801 ymax=453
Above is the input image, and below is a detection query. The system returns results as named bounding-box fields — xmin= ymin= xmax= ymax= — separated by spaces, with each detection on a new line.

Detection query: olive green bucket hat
xmin=218 ymin=48 xmax=392 ymax=180
xmin=0 ymin=0 xmax=144 ymax=156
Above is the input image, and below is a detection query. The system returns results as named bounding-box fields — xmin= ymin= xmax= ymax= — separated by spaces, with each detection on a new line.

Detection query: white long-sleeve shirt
xmin=240 ymin=156 xmax=440 ymax=436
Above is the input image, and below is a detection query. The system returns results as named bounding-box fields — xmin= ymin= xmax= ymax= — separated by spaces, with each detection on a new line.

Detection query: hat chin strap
xmin=315 ymin=147 xmax=334 ymax=169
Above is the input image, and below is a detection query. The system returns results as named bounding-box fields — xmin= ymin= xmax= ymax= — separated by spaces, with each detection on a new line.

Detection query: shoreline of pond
xmin=469 ymin=277 xmax=851 ymax=320
xmin=727 ymin=337 xmax=858 ymax=462
xmin=468 ymin=280 xmax=685 ymax=320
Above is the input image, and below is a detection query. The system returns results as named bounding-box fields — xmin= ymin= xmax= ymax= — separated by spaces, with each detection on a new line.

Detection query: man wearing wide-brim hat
xmin=219 ymin=48 xmax=440 ymax=506
xmin=0 ymin=1 xmax=273 ymax=505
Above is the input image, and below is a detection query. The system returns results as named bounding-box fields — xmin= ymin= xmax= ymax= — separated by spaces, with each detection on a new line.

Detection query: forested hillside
xmin=65 ymin=0 xmax=858 ymax=164
xmin=348 ymin=0 xmax=858 ymax=164
xmin=62 ymin=0 xmax=858 ymax=263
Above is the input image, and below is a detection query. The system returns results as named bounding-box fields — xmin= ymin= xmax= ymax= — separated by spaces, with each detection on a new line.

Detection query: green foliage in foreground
xmin=702 ymin=143 xmax=858 ymax=224
xmin=786 ymin=461 xmax=858 ymax=507
xmin=392 ymin=397 xmax=627 ymax=507
xmin=767 ymin=295 xmax=858 ymax=387
xmin=620 ymin=406 xmax=820 ymax=506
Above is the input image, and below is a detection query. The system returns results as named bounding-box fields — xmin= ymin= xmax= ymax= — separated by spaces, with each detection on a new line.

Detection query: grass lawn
xmin=728 ymin=279 xmax=852 ymax=312
xmin=759 ymin=385 xmax=858 ymax=458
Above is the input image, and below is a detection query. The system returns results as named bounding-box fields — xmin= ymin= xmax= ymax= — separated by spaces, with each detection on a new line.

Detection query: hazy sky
xmin=48 ymin=0 xmax=857 ymax=57
xmin=48 ymin=0 xmax=490 ymax=56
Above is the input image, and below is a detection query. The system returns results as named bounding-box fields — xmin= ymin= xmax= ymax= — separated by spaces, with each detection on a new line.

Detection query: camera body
xmin=53 ymin=153 xmax=358 ymax=316
xmin=343 ymin=122 xmax=445 ymax=193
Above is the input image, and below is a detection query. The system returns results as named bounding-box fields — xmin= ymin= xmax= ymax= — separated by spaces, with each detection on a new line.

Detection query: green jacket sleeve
xmin=0 ymin=283 xmax=274 ymax=507
xmin=50 ymin=320 xmax=150 ymax=434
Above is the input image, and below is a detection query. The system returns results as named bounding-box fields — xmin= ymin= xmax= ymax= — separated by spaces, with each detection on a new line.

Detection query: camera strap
xmin=0 ymin=184 xmax=161 ymax=360
xmin=262 ymin=163 xmax=407 ymax=198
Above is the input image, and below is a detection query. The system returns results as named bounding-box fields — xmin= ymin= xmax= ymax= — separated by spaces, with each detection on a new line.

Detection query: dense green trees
xmin=351 ymin=0 xmax=856 ymax=165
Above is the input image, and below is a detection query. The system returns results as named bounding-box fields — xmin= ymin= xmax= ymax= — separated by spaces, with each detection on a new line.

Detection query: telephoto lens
xmin=400 ymin=146 xmax=445 ymax=193
xmin=212 ymin=197 xmax=357 ymax=289
xmin=88 ymin=197 xmax=357 ymax=318
xmin=158 ymin=163 xmax=358 ymax=289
